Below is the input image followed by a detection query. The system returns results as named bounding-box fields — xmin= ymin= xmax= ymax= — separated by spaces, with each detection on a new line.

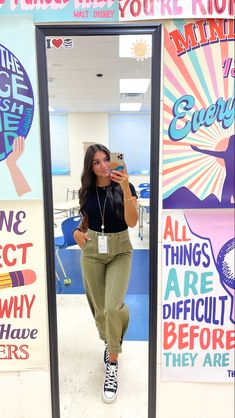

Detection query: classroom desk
xmin=54 ymin=199 xmax=80 ymax=218
xmin=138 ymin=198 xmax=150 ymax=240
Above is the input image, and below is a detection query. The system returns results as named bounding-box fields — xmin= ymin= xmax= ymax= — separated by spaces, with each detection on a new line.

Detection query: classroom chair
xmin=139 ymin=188 xmax=150 ymax=198
xmin=54 ymin=215 xmax=81 ymax=287
xmin=138 ymin=182 xmax=150 ymax=189
xmin=139 ymin=188 xmax=150 ymax=224
xmin=137 ymin=183 xmax=150 ymax=198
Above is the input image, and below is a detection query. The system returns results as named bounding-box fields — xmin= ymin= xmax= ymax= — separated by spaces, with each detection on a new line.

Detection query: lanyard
xmin=96 ymin=187 xmax=108 ymax=235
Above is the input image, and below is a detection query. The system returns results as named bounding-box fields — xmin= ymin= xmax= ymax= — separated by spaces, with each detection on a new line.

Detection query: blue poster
xmin=0 ymin=16 xmax=42 ymax=199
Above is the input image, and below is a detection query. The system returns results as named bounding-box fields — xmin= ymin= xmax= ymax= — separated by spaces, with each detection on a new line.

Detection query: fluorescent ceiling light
xmin=120 ymin=79 xmax=150 ymax=94
xmin=120 ymin=103 xmax=142 ymax=111
xmin=119 ymin=35 xmax=152 ymax=59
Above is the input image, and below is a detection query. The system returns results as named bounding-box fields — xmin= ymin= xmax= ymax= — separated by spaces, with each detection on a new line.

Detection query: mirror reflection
xmin=46 ymin=34 xmax=151 ymax=418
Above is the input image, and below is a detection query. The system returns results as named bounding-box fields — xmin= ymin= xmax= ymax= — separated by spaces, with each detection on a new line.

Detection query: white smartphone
xmin=110 ymin=152 xmax=125 ymax=173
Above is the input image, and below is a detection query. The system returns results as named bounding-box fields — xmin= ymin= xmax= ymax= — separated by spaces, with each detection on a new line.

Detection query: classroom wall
xmin=109 ymin=113 xmax=151 ymax=174
xmin=51 ymin=112 xmax=150 ymax=203
xmin=52 ymin=112 xmax=109 ymax=203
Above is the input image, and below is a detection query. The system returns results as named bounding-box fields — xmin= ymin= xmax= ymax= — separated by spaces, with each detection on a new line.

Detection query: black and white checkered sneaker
xmin=103 ymin=341 xmax=109 ymax=369
xmin=102 ymin=361 xmax=118 ymax=403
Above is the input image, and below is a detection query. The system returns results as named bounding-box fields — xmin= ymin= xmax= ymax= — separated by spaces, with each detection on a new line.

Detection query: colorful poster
xmin=0 ymin=0 xmax=118 ymax=22
xmin=119 ymin=0 xmax=235 ymax=20
xmin=161 ymin=210 xmax=235 ymax=382
xmin=0 ymin=16 xmax=49 ymax=371
xmin=0 ymin=201 xmax=49 ymax=370
xmin=0 ymin=16 xmax=43 ymax=199
xmin=0 ymin=1 xmax=234 ymax=21
xmin=163 ymin=19 xmax=235 ymax=209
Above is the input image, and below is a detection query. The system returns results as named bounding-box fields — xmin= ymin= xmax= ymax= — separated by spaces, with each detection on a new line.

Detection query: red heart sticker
xmin=52 ymin=39 xmax=63 ymax=49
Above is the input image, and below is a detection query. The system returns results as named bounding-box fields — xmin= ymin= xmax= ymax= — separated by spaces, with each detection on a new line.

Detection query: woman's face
xmin=92 ymin=150 xmax=110 ymax=179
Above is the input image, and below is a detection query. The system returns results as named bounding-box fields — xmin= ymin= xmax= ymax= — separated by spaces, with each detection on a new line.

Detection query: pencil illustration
xmin=0 ymin=270 xmax=36 ymax=290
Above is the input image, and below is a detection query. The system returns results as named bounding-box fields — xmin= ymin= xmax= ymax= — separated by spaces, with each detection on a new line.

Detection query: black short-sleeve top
xmin=84 ymin=182 xmax=137 ymax=233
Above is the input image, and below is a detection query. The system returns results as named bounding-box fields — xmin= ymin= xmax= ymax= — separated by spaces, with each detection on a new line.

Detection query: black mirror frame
xmin=36 ymin=23 xmax=161 ymax=418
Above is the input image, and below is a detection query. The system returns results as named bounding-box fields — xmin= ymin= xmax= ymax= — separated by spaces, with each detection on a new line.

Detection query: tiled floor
xmin=55 ymin=215 xmax=150 ymax=418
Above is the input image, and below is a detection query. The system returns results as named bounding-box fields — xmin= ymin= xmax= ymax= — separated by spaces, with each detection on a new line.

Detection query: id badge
xmin=98 ymin=235 xmax=108 ymax=253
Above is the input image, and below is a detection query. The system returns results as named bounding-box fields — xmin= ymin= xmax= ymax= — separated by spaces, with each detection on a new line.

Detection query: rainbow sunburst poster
xmin=163 ymin=19 xmax=235 ymax=209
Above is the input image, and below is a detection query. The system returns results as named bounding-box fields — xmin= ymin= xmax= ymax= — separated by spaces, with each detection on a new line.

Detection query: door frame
xmin=35 ymin=23 xmax=161 ymax=418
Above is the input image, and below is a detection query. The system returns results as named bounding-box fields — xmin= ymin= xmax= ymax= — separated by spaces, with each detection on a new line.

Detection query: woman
xmin=73 ymin=143 xmax=138 ymax=403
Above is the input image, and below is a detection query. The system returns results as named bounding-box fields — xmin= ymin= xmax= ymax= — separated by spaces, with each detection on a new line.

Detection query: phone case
xmin=110 ymin=153 xmax=125 ymax=172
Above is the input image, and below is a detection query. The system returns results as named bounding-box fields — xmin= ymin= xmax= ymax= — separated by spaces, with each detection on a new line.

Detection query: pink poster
xmin=161 ymin=210 xmax=234 ymax=382
xmin=0 ymin=202 xmax=49 ymax=370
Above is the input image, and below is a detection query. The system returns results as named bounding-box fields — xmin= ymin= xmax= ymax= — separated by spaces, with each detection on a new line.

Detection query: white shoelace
xmin=104 ymin=364 xmax=118 ymax=391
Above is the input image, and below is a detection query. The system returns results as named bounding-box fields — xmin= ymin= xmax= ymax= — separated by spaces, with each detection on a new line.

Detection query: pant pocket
xmin=82 ymin=234 xmax=97 ymax=255
xmin=119 ymin=233 xmax=133 ymax=252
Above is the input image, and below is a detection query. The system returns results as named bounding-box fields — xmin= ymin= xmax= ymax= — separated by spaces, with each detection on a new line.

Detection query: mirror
xmin=36 ymin=24 xmax=161 ymax=418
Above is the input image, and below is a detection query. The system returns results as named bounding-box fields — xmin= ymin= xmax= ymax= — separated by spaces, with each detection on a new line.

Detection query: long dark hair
xmin=79 ymin=143 xmax=124 ymax=218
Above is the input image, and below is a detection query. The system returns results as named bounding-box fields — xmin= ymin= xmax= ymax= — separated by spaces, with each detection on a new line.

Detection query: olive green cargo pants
xmin=80 ymin=228 xmax=133 ymax=354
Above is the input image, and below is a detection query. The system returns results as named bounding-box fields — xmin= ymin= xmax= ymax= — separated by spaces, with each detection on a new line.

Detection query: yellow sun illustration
xmin=131 ymin=39 xmax=150 ymax=61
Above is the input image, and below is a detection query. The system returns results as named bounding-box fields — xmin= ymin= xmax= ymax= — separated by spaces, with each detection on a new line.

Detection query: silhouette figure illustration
xmin=191 ymin=134 xmax=235 ymax=206
xmin=185 ymin=211 xmax=235 ymax=324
